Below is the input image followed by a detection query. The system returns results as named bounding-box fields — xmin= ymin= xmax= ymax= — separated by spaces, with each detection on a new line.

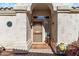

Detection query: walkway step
xmin=28 ymin=49 xmax=53 ymax=56
xmin=32 ymin=43 xmax=50 ymax=49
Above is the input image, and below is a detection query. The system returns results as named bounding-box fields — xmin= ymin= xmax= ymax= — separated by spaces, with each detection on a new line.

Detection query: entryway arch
xmin=31 ymin=3 xmax=57 ymax=51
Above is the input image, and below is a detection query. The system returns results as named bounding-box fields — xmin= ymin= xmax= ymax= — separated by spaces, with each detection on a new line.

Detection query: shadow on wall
xmin=0 ymin=49 xmax=54 ymax=56
xmin=12 ymin=48 xmax=53 ymax=56
xmin=45 ymin=38 xmax=57 ymax=54
xmin=12 ymin=49 xmax=28 ymax=54
xmin=13 ymin=52 xmax=53 ymax=56
xmin=0 ymin=49 xmax=28 ymax=56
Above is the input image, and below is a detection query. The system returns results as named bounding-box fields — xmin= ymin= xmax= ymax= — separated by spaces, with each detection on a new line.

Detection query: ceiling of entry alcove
xmin=32 ymin=3 xmax=52 ymax=11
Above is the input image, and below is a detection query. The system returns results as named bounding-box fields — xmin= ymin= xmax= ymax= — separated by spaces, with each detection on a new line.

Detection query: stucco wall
xmin=58 ymin=13 xmax=79 ymax=45
xmin=0 ymin=13 xmax=28 ymax=50
xmin=51 ymin=11 xmax=57 ymax=42
xmin=26 ymin=14 xmax=32 ymax=50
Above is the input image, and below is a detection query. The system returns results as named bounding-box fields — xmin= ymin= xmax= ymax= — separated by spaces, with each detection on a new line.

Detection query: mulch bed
xmin=65 ymin=40 xmax=79 ymax=56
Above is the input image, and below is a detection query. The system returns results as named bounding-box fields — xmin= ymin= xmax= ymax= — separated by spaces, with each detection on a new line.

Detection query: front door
xmin=33 ymin=22 xmax=42 ymax=42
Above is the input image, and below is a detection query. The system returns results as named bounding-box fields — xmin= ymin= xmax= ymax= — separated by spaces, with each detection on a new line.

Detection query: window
xmin=33 ymin=16 xmax=49 ymax=21
xmin=37 ymin=16 xmax=45 ymax=20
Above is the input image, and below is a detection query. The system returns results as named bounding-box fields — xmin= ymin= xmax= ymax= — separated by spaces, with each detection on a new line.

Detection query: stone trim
xmin=0 ymin=7 xmax=27 ymax=16
xmin=57 ymin=9 xmax=79 ymax=13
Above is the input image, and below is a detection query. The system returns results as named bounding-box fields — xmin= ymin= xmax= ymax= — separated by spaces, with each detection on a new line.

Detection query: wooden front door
xmin=32 ymin=22 xmax=50 ymax=49
xmin=33 ymin=22 xmax=42 ymax=42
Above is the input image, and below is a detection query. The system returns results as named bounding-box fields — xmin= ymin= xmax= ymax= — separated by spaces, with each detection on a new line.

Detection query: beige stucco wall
xmin=51 ymin=11 xmax=57 ymax=42
xmin=58 ymin=13 xmax=79 ymax=45
xmin=26 ymin=13 xmax=32 ymax=50
xmin=0 ymin=13 xmax=31 ymax=51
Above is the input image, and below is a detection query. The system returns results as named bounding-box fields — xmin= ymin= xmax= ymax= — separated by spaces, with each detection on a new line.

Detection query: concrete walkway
xmin=26 ymin=49 xmax=54 ymax=56
xmin=29 ymin=49 xmax=53 ymax=54
xmin=12 ymin=48 xmax=54 ymax=56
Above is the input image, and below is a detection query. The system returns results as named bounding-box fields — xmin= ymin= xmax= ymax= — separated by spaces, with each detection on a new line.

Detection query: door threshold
xmin=32 ymin=42 xmax=50 ymax=49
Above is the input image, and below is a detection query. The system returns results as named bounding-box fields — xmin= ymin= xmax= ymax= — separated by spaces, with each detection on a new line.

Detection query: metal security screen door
xmin=33 ymin=22 xmax=42 ymax=42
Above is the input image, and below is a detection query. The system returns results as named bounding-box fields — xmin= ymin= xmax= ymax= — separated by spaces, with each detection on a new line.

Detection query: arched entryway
xmin=31 ymin=3 xmax=57 ymax=50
